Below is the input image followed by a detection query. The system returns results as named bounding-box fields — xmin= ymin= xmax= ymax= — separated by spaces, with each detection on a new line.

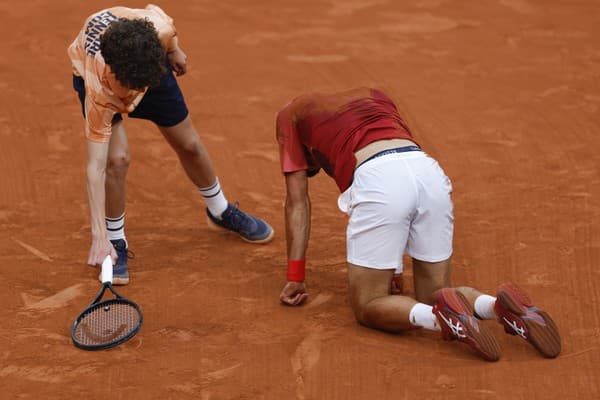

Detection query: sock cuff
xmin=199 ymin=178 xmax=228 ymax=218
xmin=106 ymin=213 xmax=126 ymax=241
xmin=105 ymin=212 xmax=125 ymax=222
xmin=409 ymin=303 xmax=440 ymax=331
xmin=474 ymin=294 xmax=498 ymax=320
xmin=199 ymin=178 xmax=221 ymax=198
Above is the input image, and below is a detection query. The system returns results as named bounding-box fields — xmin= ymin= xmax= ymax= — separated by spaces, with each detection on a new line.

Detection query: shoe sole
xmin=206 ymin=217 xmax=275 ymax=244
xmin=497 ymin=283 xmax=561 ymax=358
xmin=438 ymin=289 xmax=501 ymax=362
xmin=112 ymin=276 xmax=129 ymax=286
xmin=98 ymin=274 xmax=129 ymax=286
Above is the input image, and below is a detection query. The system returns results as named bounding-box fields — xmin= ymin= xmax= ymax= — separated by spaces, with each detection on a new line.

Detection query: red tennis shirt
xmin=276 ymin=87 xmax=415 ymax=192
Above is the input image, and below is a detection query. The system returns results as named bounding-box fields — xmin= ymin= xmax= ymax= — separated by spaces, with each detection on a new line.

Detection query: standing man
xmin=275 ymin=87 xmax=560 ymax=361
xmin=69 ymin=5 xmax=273 ymax=285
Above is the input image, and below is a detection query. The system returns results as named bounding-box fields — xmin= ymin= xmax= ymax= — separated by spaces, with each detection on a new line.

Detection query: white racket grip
xmin=101 ymin=255 xmax=113 ymax=283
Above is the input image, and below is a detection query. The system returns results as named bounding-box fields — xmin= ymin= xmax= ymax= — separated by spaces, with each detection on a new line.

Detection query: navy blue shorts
xmin=72 ymin=63 xmax=189 ymax=127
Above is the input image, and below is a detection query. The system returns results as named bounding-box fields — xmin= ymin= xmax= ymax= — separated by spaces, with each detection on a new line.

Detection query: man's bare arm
xmin=280 ymin=170 xmax=310 ymax=306
xmin=86 ymin=140 xmax=116 ymax=266
xmin=285 ymin=170 xmax=310 ymax=260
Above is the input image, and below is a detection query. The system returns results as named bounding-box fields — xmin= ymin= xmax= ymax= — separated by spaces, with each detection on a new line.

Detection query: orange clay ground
xmin=1 ymin=0 xmax=599 ymax=399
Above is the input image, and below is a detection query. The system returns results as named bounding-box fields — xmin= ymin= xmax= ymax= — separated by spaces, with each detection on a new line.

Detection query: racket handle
xmin=101 ymin=255 xmax=113 ymax=284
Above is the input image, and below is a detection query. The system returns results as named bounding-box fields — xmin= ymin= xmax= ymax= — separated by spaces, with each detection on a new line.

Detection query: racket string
xmin=74 ymin=301 xmax=141 ymax=346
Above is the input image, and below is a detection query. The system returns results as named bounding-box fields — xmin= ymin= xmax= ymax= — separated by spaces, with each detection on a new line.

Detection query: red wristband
xmin=287 ymin=259 xmax=306 ymax=282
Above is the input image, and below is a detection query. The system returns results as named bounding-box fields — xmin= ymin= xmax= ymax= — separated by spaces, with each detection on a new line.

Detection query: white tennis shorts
xmin=338 ymin=151 xmax=453 ymax=272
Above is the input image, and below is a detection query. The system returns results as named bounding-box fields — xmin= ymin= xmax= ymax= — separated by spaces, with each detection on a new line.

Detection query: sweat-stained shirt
xmin=276 ymin=87 xmax=416 ymax=192
xmin=68 ymin=4 xmax=178 ymax=142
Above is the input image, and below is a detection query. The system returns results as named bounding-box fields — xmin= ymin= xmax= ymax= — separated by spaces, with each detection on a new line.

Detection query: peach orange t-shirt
xmin=68 ymin=4 xmax=178 ymax=142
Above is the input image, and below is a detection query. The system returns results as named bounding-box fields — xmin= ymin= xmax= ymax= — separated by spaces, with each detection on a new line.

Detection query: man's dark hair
xmin=100 ymin=18 xmax=166 ymax=90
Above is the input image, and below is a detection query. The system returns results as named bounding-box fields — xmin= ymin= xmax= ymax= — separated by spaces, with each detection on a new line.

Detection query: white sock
xmin=199 ymin=178 xmax=228 ymax=218
xmin=474 ymin=294 xmax=497 ymax=320
xmin=106 ymin=212 xmax=127 ymax=246
xmin=409 ymin=303 xmax=441 ymax=331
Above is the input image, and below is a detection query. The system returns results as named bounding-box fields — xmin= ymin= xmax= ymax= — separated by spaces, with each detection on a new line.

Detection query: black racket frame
xmin=71 ymin=282 xmax=143 ymax=351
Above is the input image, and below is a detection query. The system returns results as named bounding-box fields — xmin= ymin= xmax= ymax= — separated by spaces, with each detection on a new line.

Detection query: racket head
xmin=71 ymin=296 xmax=143 ymax=350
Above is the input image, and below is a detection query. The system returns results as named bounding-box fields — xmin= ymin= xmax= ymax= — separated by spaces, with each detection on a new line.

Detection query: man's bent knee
xmin=176 ymin=138 xmax=203 ymax=158
xmin=350 ymin=300 xmax=371 ymax=327
xmin=351 ymin=298 xmax=385 ymax=328
xmin=347 ymin=263 xmax=394 ymax=325
xmin=107 ymin=153 xmax=131 ymax=176
xmin=353 ymin=308 xmax=368 ymax=326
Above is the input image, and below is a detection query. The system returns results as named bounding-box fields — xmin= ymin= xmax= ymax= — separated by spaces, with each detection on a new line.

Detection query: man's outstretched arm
xmin=86 ymin=140 xmax=117 ymax=266
xmin=280 ymin=170 xmax=310 ymax=306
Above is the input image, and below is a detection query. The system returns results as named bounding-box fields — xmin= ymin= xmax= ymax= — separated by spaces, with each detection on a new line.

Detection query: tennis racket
xmin=71 ymin=255 xmax=143 ymax=350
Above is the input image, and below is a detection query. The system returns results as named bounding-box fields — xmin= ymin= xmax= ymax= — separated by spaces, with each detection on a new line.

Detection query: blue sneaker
xmin=207 ymin=202 xmax=274 ymax=243
xmin=98 ymin=239 xmax=132 ymax=285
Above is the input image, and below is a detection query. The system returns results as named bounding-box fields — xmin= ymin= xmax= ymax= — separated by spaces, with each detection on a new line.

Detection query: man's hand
xmin=88 ymin=237 xmax=117 ymax=267
xmin=167 ymin=47 xmax=187 ymax=76
xmin=280 ymin=281 xmax=308 ymax=306
xmin=391 ymin=273 xmax=403 ymax=295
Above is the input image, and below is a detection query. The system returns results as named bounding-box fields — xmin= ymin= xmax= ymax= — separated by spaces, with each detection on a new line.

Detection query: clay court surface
xmin=1 ymin=0 xmax=599 ymax=398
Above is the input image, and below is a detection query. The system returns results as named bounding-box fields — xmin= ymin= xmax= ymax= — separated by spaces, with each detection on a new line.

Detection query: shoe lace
xmin=113 ymin=241 xmax=135 ymax=260
xmin=226 ymin=202 xmax=252 ymax=232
